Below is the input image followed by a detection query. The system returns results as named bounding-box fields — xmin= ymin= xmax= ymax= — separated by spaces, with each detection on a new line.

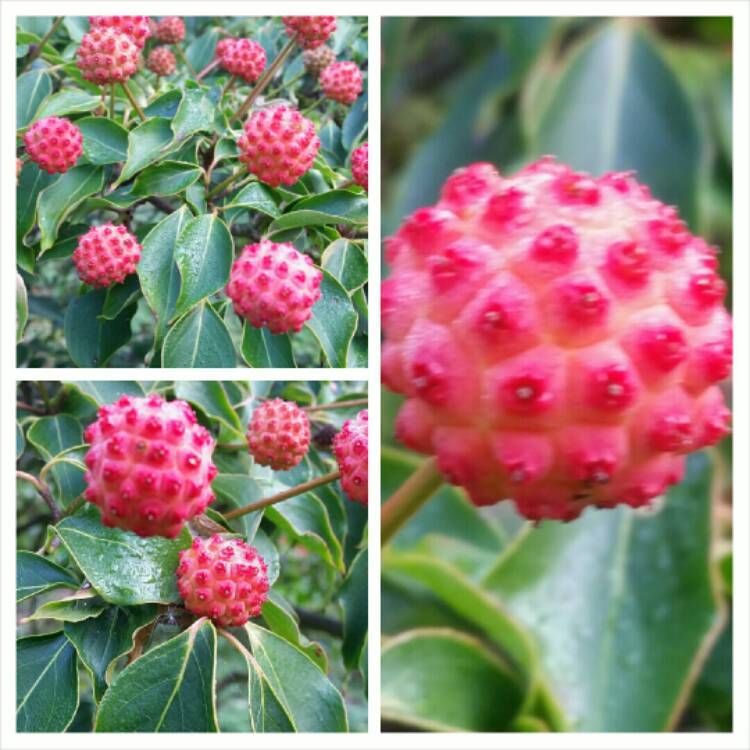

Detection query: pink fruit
xmin=83 ymin=394 xmax=218 ymax=538
xmin=177 ymin=535 xmax=269 ymax=627
xmin=215 ymin=37 xmax=234 ymax=60
xmin=237 ymin=105 xmax=320 ymax=187
xmin=282 ymin=16 xmax=336 ymax=50
xmin=72 ymin=223 xmax=141 ymax=288
xmin=77 ymin=27 xmax=140 ymax=85
xmin=334 ymin=410 xmax=368 ymax=505
xmin=23 ymin=116 xmax=83 ymax=175
xmin=218 ymin=38 xmax=266 ymax=83
xmin=247 ymin=399 xmax=311 ymax=471
xmin=320 ymin=61 xmax=363 ymax=105
xmin=155 ymin=16 xmax=185 ymax=44
xmin=383 ymin=158 xmax=732 ymax=521
xmin=351 ymin=142 xmax=368 ymax=190
xmin=89 ymin=16 xmax=152 ymax=49
xmin=147 ymin=46 xmax=176 ymax=77
xmin=226 ymin=240 xmax=322 ymax=334
xmin=302 ymin=45 xmax=337 ymax=77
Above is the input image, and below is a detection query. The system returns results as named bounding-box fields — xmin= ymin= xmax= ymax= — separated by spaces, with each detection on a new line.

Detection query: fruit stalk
xmin=120 ymin=80 xmax=146 ymax=121
xmin=21 ymin=16 xmax=64 ymax=73
xmin=196 ymin=58 xmax=220 ymax=80
xmin=207 ymin=167 xmax=244 ymax=199
xmin=17 ymin=471 xmax=61 ymax=521
xmin=303 ymin=397 xmax=369 ymax=412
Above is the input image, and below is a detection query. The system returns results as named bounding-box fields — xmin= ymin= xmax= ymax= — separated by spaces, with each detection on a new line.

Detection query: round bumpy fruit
xmin=226 ymin=240 xmax=322 ymax=334
xmin=382 ymin=158 xmax=732 ymax=521
xmin=147 ymin=46 xmax=176 ymax=77
xmin=302 ymin=45 xmax=336 ymax=77
xmin=89 ymin=16 xmax=152 ymax=48
xmin=334 ymin=410 xmax=368 ymax=505
xmin=218 ymin=38 xmax=266 ymax=83
xmin=23 ymin=116 xmax=83 ymax=175
xmin=247 ymin=399 xmax=311 ymax=471
xmin=351 ymin=142 xmax=368 ymax=190
xmin=237 ymin=105 xmax=320 ymax=187
xmin=155 ymin=16 xmax=185 ymax=44
xmin=177 ymin=535 xmax=269 ymax=627
xmin=72 ymin=223 xmax=141 ymax=288
xmin=83 ymin=394 xmax=218 ymax=538
xmin=320 ymin=61 xmax=363 ymax=105
xmin=77 ymin=27 xmax=140 ymax=85
xmin=282 ymin=16 xmax=336 ymax=49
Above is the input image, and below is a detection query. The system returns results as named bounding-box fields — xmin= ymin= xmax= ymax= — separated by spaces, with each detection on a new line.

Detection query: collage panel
xmin=15 ymin=379 xmax=368 ymax=733
xmin=381 ymin=16 xmax=733 ymax=734
xmin=16 ymin=15 xmax=368 ymax=369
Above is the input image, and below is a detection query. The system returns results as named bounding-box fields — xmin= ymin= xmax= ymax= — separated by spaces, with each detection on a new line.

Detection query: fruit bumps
xmin=77 ymin=27 xmax=140 ymax=85
xmin=147 ymin=47 xmax=176 ymax=77
xmin=334 ymin=410 xmax=368 ymax=505
xmin=226 ymin=240 xmax=322 ymax=334
xmin=302 ymin=45 xmax=336 ymax=77
xmin=282 ymin=16 xmax=336 ymax=49
xmin=155 ymin=16 xmax=185 ymax=44
xmin=218 ymin=38 xmax=266 ymax=83
xmin=89 ymin=16 xmax=152 ymax=48
xmin=83 ymin=394 xmax=218 ymax=538
xmin=320 ymin=61 xmax=363 ymax=105
xmin=237 ymin=104 xmax=320 ymax=187
xmin=382 ymin=158 xmax=732 ymax=521
xmin=247 ymin=399 xmax=311 ymax=471
xmin=177 ymin=535 xmax=269 ymax=627
xmin=351 ymin=142 xmax=368 ymax=190
xmin=23 ymin=116 xmax=83 ymax=174
xmin=72 ymin=223 xmax=141 ymax=288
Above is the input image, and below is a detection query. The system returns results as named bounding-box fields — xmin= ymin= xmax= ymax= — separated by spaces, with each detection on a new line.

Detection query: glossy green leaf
xmin=117 ymin=117 xmax=174 ymax=184
xmin=162 ymin=302 xmax=236 ymax=367
xmin=95 ymin=619 xmax=218 ymax=732
xmin=321 ymin=239 xmax=368 ymax=292
xmin=16 ymin=551 xmax=79 ymax=603
xmin=77 ymin=117 xmax=129 ymax=165
xmin=16 ymin=161 xmax=54 ymax=247
xmin=54 ymin=505 xmax=191 ymax=606
xmin=132 ymin=161 xmax=202 ymax=197
xmin=24 ymin=591 xmax=105 ymax=623
xmin=172 ymin=88 xmax=216 ymax=140
xmin=71 ymin=381 xmax=145 ymax=407
xmin=186 ymin=28 xmax=219 ymax=72
xmin=144 ymin=89 xmax=183 ymax=118
xmin=33 ymin=89 xmax=100 ymax=120
xmin=212 ymin=474 xmax=265 ymax=541
xmin=261 ymin=595 xmax=328 ymax=671
xmin=268 ymin=190 xmax=368 ymax=233
xmin=17 ymin=633 xmax=79 ymax=732
xmin=101 ymin=275 xmax=141 ymax=320
xmin=174 ymin=381 xmax=242 ymax=432
xmin=240 ymin=325 xmax=296 ymax=367
xmin=338 ymin=547 xmax=368 ymax=669
xmin=223 ymin=182 xmax=281 ymax=218
xmin=16 ymin=273 xmax=28 ymax=343
xmin=17 ymin=69 xmax=52 ymax=128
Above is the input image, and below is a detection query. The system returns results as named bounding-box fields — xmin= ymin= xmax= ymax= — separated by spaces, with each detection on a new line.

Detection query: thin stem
xmin=338 ymin=178 xmax=356 ymax=190
xmin=220 ymin=74 xmax=236 ymax=99
xmin=229 ymin=34 xmax=298 ymax=124
xmin=207 ymin=168 xmax=245 ymax=200
xmin=109 ymin=84 xmax=116 ymax=120
xmin=196 ymin=58 xmax=220 ymax=81
xmin=224 ymin=470 xmax=341 ymax=520
xmin=121 ymin=80 xmax=146 ymax=122
xmin=17 ymin=401 xmax=45 ymax=414
xmin=21 ymin=16 xmax=64 ymax=73
xmin=174 ymin=44 xmax=198 ymax=77
xmin=17 ymin=471 xmax=62 ymax=522
xmin=381 ymin=458 xmax=444 ymax=546
xmin=301 ymin=96 xmax=326 ymax=116
xmin=265 ymin=70 xmax=305 ymax=99
xmin=303 ymin=397 xmax=368 ymax=413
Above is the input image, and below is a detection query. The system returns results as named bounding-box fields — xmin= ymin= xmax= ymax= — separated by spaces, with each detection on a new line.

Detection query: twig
xmin=303 ymin=398 xmax=368 ymax=413
xmin=121 ymin=80 xmax=146 ymax=122
xmin=301 ymin=96 xmax=326 ymax=116
xmin=196 ymin=58 xmax=220 ymax=81
xmin=220 ymin=74 xmax=236 ymax=99
xmin=21 ymin=16 xmax=64 ymax=74
xmin=265 ymin=70 xmax=305 ymax=99
xmin=17 ymin=401 xmax=45 ymax=414
xmin=293 ymin=607 xmax=343 ymax=637
xmin=145 ymin=195 xmax=176 ymax=213
xmin=207 ymin=168 xmax=245 ymax=200
xmin=17 ymin=471 xmax=62 ymax=522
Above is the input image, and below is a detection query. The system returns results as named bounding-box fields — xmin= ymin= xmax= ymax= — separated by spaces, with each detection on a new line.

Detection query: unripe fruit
xmin=155 ymin=16 xmax=185 ymax=44
xmin=23 ymin=116 xmax=83 ymax=175
xmin=282 ymin=16 xmax=337 ymax=50
xmin=302 ymin=45 xmax=336 ymax=77
xmin=320 ymin=61 xmax=363 ymax=105
xmin=147 ymin=47 xmax=176 ymax=77
xmin=83 ymin=394 xmax=218 ymax=538
xmin=247 ymin=399 xmax=311 ymax=471
xmin=177 ymin=535 xmax=269 ymax=627
xmin=383 ymin=158 xmax=732 ymax=521
xmin=72 ymin=223 xmax=141 ymax=288
xmin=334 ymin=410 xmax=368 ymax=505
xmin=218 ymin=38 xmax=266 ymax=83
xmin=237 ymin=105 xmax=320 ymax=187
xmin=226 ymin=240 xmax=322 ymax=334
xmin=351 ymin=142 xmax=368 ymax=190
xmin=89 ymin=16 xmax=152 ymax=49
xmin=77 ymin=28 xmax=140 ymax=85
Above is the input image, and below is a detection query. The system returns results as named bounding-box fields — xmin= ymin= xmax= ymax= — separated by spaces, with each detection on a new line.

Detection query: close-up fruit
xmin=218 ymin=37 xmax=266 ymax=82
xmin=72 ymin=223 xmax=142 ymax=288
xmin=320 ymin=61 xmax=364 ymax=105
xmin=334 ymin=409 xmax=369 ymax=505
xmin=303 ymin=44 xmax=337 ymax=77
xmin=76 ymin=26 xmax=140 ymax=84
xmin=154 ymin=15 xmax=185 ymax=44
xmin=351 ymin=142 xmax=369 ymax=190
xmin=146 ymin=46 xmax=176 ymax=77
xmin=23 ymin=116 xmax=83 ymax=174
xmin=247 ymin=398 xmax=311 ymax=470
xmin=282 ymin=15 xmax=337 ymax=49
xmin=89 ymin=15 xmax=152 ymax=48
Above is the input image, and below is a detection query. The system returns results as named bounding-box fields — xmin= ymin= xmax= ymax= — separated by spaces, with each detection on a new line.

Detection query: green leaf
xmin=223 ymin=181 xmax=281 ymax=218
xmin=305 ymin=270 xmax=358 ymax=368
xmin=17 ymin=633 xmax=79 ymax=732
xmin=173 ymin=214 xmax=233 ymax=317
xmin=95 ymin=619 xmax=218 ymax=732
xmin=186 ymin=28 xmax=219 ymax=73
xmin=162 ymin=302 xmax=237 ymax=367
xmin=321 ymin=239 xmax=368 ymax=292
xmin=17 ymin=69 xmax=52 ymax=128
xmin=17 ymin=161 xmax=54 ymax=248
xmin=172 ymin=88 xmax=216 ymax=140
xmin=16 ymin=551 xmax=79 ymax=603
xmin=268 ymin=190 xmax=368 ymax=233
xmin=381 ymin=629 xmax=524 ymax=731
xmin=212 ymin=474 xmax=265 ymax=541
xmin=24 ymin=591 xmax=106 ymax=623
xmin=101 ymin=275 xmax=141 ymax=320
xmin=77 ymin=117 xmax=129 ymax=165
xmin=342 ymin=92 xmax=368 ymax=150
xmin=174 ymin=381 xmax=242 ymax=432
xmin=65 ymin=605 xmax=158 ymax=702
xmin=117 ymin=117 xmax=174 ymax=184
xmin=144 ymin=89 xmax=183 ymax=118
xmin=240 ymin=325 xmax=296 ymax=367
xmin=132 ymin=161 xmax=202 ymax=197
xmin=71 ymin=381 xmax=145 ymax=407
xmin=339 ymin=547 xmax=368 ymax=669
xmin=38 ymin=165 xmax=104 ymax=251
xmin=54 ymin=505 xmax=191 ymax=606
xmin=16 ymin=273 xmax=28 ymax=343
xmin=33 ymin=89 xmax=101 ymax=120
xmin=261 ymin=595 xmax=328 ymax=671
xmin=482 ymin=451 xmax=722 ymax=731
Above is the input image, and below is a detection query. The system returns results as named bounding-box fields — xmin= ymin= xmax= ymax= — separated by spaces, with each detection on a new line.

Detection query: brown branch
xmin=16 ymin=471 xmax=61 ymax=522
xmin=293 ymin=607 xmax=343 ymax=637
xmin=17 ymin=401 xmax=45 ymax=415
xmin=303 ymin=398 xmax=368 ymax=413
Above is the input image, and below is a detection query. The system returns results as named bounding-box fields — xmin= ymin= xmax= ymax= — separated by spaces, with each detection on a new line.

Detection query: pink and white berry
xmin=177 ymin=535 xmax=269 ymax=627
xmin=147 ymin=47 xmax=176 ymax=77
xmin=218 ymin=38 xmax=266 ymax=83
xmin=155 ymin=16 xmax=185 ymax=44
xmin=351 ymin=142 xmax=368 ymax=190
xmin=77 ymin=27 xmax=140 ymax=85
xmin=333 ymin=410 xmax=368 ymax=505
xmin=83 ymin=394 xmax=218 ymax=538
xmin=226 ymin=240 xmax=322 ymax=334
xmin=89 ymin=16 xmax=152 ymax=49
xmin=23 ymin=116 xmax=83 ymax=175
xmin=320 ymin=61 xmax=363 ymax=105
xmin=247 ymin=399 xmax=311 ymax=471
xmin=72 ymin=223 xmax=141 ymax=288
xmin=237 ymin=105 xmax=320 ymax=187
xmin=282 ymin=16 xmax=337 ymax=50
xmin=382 ymin=158 xmax=732 ymax=522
